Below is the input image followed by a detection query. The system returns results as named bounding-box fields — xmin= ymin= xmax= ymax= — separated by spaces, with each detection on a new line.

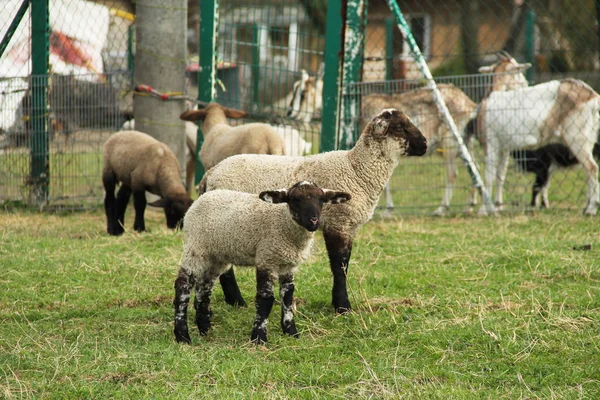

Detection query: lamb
xmin=474 ymin=53 xmax=600 ymax=215
xmin=192 ymin=109 xmax=428 ymax=314
xmin=102 ymin=130 xmax=193 ymax=236
xmin=511 ymin=143 xmax=600 ymax=208
xmin=179 ymin=102 xmax=285 ymax=173
xmin=285 ymin=72 xmax=478 ymax=215
xmin=122 ymin=119 xmax=198 ymax=196
xmin=173 ymin=181 xmax=351 ymax=344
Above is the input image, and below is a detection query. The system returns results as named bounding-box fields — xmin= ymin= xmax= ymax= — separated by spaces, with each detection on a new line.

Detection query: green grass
xmin=1 ymin=208 xmax=599 ymax=398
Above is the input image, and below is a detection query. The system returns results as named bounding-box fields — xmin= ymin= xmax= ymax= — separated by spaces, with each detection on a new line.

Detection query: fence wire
xmin=1 ymin=0 xmax=599 ymax=214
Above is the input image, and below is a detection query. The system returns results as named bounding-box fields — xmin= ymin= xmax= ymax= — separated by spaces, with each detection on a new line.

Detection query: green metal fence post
xmin=320 ymin=0 xmax=344 ymax=152
xmin=251 ymin=23 xmax=261 ymax=111
xmin=127 ymin=24 xmax=134 ymax=78
xmin=0 ymin=0 xmax=29 ymax=59
xmin=340 ymin=0 xmax=368 ymax=150
xmin=194 ymin=0 xmax=219 ymax=185
xmin=31 ymin=0 xmax=50 ymax=206
xmin=525 ymin=8 xmax=536 ymax=84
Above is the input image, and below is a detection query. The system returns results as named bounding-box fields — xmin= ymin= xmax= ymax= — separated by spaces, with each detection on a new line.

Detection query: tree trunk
xmin=461 ymin=0 xmax=480 ymax=74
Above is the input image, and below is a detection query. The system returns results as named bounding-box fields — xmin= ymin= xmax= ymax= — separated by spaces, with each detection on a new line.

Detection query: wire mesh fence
xmin=1 ymin=0 xmax=599 ymax=214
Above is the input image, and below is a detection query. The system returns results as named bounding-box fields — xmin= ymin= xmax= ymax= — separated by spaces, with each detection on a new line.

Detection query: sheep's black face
xmin=149 ymin=195 xmax=193 ymax=230
xmin=259 ymin=181 xmax=351 ymax=232
xmin=379 ymin=109 xmax=427 ymax=156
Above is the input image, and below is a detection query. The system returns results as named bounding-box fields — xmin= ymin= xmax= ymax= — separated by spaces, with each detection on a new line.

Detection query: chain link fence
xmin=1 ymin=0 xmax=599 ymax=214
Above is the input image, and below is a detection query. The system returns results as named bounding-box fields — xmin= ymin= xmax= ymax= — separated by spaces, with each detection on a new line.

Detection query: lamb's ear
xmin=223 ymin=108 xmax=248 ymax=119
xmin=148 ymin=198 xmax=171 ymax=208
xmin=259 ymin=189 xmax=288 ymax=204
xmin=322 ymin=190 xmax=351 ymax=204
xmin=478 ymin=65 xmax=494 ymax=74
xmin=180 ymin=109 xmax=208 ymax=121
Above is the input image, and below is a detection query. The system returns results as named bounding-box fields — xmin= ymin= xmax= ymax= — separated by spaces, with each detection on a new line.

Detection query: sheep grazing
xmin=122 ymin=119 xmax=199 ymax=196
xmin=197 ymin=109 xmax=428 ymax=314
xmin=173 ymin=181 xmax=351 ymax=344
xmin=179 ymin=103 xmax=285 ymax=172
xmin=512 ymin=143 xmax=600 ymax=208
xmin=474 ymin=52 xmax=600 ymax=215
xmin=285 ymin=72 xmax=477 ymax=215
xmin=102 ymin=130 xmax=193 ymax=236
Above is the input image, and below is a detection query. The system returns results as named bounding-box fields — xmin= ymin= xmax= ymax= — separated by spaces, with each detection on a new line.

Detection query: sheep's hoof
xmin=251 ymin=328 xmax=268 ymax=344
xmin=196 ymin=316 xmax=211 ymax=335
xmin=433 ymin=206 xmax=448 ymax=216
xmin=334 ymin=304 xmax=352 ymax=315
xmin=282 ymin=321 xmax=299 ymax=338
xmin=174 ymin=328 xmax=191 ymax=344
xmin=107 ymin=227 xmax=124 ymax=236
xmin=224 ymin=296 xmax=247 ymax=308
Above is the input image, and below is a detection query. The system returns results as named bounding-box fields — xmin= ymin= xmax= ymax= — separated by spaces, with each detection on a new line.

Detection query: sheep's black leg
xmin=115 ymin=185 xmax=131 ymax=235
xmin=132 ymin=191 xmax=147 ymax=232
xmin=532 ymin=168 xmax=550 ymax=208
xmin=251 ymin=269 xmax=275 ymax=344
xmin=102 ymin=172 xmax=119 ymax=236
xmin=194 ymin=277 xmax=215 ymax=335
xmin=219 ymin=268 xmax=247 ymax=307
xmin=279 ymin=273 xmax=298 ymax=338
xmin=173 ymin=267 xmax=195 ymax=344
xmin=324 ymin=231 xmax=353 ymax=314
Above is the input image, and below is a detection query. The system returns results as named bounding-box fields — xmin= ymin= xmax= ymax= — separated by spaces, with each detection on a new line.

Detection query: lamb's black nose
xmin=310 ymin=217 xmax=318 ymax=226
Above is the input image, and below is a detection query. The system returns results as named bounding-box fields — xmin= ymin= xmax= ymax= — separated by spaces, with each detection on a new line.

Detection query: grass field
xmin=1 ymin=207 xmax=599 ymax=398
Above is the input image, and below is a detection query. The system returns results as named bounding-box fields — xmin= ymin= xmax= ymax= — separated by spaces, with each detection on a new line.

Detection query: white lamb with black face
xmin=173 ymin=181 xmax=351 ymax=344
xmin=195 ymin=109 xmax=428 ymax=315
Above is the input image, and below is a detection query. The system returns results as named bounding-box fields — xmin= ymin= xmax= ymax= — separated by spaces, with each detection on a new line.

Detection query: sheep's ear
xmin=322 ymin=190 xmax=351 ymax=204
xmin=259 ymin=189 xmax=288 ymax=204
xmin=223 ymin=108 xmax=248 ymax=119
xmin=478 ymin=65 xmax=494 ymax=74
xmin=180 ymin=109 xmax=208 ymax=121
xmin=148 ymin=198 xmax=170 ymax=208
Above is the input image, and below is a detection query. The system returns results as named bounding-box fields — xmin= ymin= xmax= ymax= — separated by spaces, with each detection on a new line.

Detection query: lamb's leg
xmin=495 ymin=150 xmax=510 ymax=211
xmin=102 ymin=171 xmax=119 ymax=235
xmin=324 ymin=230 xmax=353 ymax=314
xmin=479 ymin=144 xmax=498 ymax=216
xmin=173 ymin=267 xmax=195 ymax=343
xmin=572 ymin=146 xmax=599 ymax=215
xmin=132 ymin=191 xmax=147 ymax=232
xmin=194 ymin=276 xmax=216 ymax=336
xmin=532 ymin=168 xmax=550 ymax=208
xmin=435 ymin=142 xmax=457 ymax=216
xmin=384 ymin=182 xmax=394 ymax=211
xmin=115 ymin=185 xmax=131 ymax=235
xmin=185 ymin=158 xmax=195 ymax=196
xmin=279 ymin=273 xmax=298 ymax=338
xmin=251 ymin=269 xmax=276 ymax=344
xmin=219 ymin=268 xmax=247 ymax=307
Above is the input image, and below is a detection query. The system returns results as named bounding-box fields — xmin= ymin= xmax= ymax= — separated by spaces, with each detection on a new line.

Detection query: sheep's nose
xmin=310 ymin=217 xmax=318 ymax=226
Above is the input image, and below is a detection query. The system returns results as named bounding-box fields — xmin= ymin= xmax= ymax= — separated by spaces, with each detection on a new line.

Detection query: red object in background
xmin=49 ymin=30 xmax=92 ymax=69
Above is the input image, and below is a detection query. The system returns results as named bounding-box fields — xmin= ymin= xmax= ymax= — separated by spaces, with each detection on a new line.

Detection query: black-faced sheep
xmin=189 ymin=109 xmax=427 ymax=314
xmin=173 ymin=181 xmax=351 ymax=344
xmin=180 ymin=103 xmax=285 ymax=172
xmin=102 ymin=130 xmax=193 ymax=236
xmin=511 ymin=143 xmax=600 ymax=208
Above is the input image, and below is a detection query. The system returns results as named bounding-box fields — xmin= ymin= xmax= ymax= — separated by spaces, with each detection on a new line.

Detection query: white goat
xmin=475 ymin=53 xmax=600 ymax=215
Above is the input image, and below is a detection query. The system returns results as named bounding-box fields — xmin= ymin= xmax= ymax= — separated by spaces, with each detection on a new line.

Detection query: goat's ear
xmin=478 ymin=65 xmax=494 ymax=74
xmin=322 ymin=190 xmax=351 ymax=204
xmin=148 ymin=198 xmax=171 ymax=208
xmin=223 ymin=108 xmax=248 ymax=119
xmin=259 ymin=189 xmax=288 ymax=204
xmin=180 ymin=109 xmax=207 ymax=121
